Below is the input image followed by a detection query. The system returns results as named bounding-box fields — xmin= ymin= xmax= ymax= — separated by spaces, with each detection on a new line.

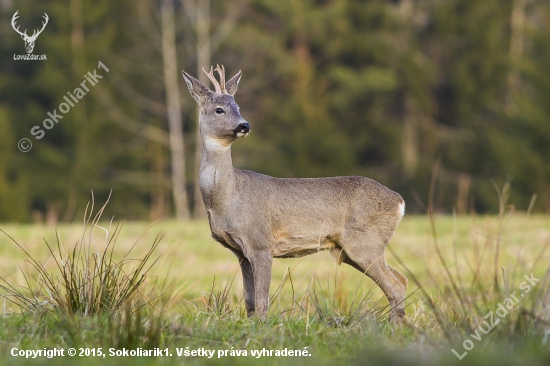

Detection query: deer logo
xmin=11 ymin=11 xmax=49 ymax=54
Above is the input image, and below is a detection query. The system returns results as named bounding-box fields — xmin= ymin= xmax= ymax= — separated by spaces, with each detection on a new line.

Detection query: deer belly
xmin=272 ymin=233 xmax=338 ymax=258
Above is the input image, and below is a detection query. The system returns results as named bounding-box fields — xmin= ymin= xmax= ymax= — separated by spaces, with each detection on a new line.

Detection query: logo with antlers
xmin=11 ymin=11 xmax=49 ymax=54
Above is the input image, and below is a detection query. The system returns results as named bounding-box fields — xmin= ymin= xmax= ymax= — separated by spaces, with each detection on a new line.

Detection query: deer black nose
xmin=239 ymin=123 xmax=250 ymax=133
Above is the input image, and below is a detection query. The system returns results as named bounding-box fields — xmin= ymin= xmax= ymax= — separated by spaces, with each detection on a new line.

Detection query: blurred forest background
xmin=1 ymin=0 xmax=549 ymax=223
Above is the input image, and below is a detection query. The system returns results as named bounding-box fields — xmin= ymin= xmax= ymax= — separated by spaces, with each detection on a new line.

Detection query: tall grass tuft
xmin=0 ymin=194 xmax=161 ymax=316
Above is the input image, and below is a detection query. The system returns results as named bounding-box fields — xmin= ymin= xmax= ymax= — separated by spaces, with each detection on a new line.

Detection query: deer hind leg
xmin=389 ymin=266 xmax=408 ymax=291
xmin=340 ymin=231 xmax=407 ymax=322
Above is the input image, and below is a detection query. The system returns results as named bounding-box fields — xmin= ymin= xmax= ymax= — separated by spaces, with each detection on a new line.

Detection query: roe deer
xmin=182 ymin=65 xmax=408 ymax=322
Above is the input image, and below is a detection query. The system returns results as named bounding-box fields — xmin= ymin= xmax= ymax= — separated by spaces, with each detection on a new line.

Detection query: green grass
xmin=0 ymin=209 xmax=549 ymax=365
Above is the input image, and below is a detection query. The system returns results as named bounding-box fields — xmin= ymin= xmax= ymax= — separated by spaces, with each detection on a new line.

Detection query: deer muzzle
xmin=233 ymin=122 xmax=250 ymax=137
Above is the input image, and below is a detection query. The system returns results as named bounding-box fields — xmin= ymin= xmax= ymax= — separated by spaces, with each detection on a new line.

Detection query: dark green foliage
xmin=1 ymin=0 xmax=550 ymax=221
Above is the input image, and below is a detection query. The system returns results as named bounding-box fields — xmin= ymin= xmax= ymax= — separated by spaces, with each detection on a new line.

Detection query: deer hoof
xmin=389 ymin=308 xmax=405 ymax=323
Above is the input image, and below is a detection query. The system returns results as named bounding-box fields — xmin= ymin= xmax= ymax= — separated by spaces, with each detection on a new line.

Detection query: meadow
xmin=0 ymin=201 xmax=549 ymax=365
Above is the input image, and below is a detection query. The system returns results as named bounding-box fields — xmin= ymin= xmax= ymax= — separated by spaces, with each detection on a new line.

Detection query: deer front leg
xmin=248 ymin=250 xmax=272 ymax=320
xmin=237 ymin=256 xmax=256 ymax=317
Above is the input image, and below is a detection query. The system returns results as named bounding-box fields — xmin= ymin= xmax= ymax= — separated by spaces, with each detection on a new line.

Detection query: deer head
xmin=11 ymin=11 xmax=49 ymax=54
xmin=182 ymin=65 xmax=249 ymax=146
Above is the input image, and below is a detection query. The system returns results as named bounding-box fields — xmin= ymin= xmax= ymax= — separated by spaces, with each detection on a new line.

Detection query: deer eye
xmin=215 ymin=108 xmax=225 ymax=114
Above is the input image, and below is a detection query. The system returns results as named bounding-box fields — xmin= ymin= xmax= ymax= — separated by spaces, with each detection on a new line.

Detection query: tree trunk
xmin=150 ymin=119 xmax=170 ymax=221
xmin=161 ymin=0 xmax=190 ymax=220
xmin=194 ymin=0 xmax=210 ymax=219
xmin=456 ymin=173 xmax=472 ymax=215
xmin=507 ymin=0 xmax=527 ymax=115
xmin=63 ymin=0 xmax=87 ymax=222
xmin=402 ymin=97 xmax=419 ymax=177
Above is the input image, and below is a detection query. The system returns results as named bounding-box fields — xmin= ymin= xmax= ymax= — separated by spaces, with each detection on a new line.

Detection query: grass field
xmin=0 ymin=207 xmax=549 ymax=365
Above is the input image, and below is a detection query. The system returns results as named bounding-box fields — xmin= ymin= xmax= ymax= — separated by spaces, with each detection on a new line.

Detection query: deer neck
xmin=199 ymin=137 xmax=236 ymax=212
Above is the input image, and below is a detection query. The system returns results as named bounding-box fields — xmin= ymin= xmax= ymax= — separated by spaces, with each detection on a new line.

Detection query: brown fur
xmin=182 ymin=66 xmax=408 ymax=322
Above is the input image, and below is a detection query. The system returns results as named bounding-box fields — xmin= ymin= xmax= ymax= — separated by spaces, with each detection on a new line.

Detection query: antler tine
xmin=214 ymin=64 xmax=227 ymax=93
xmin=11 ymin=10 xmax=28 ymax=37
xmin=11 ymin=10 xmax=18 ymax=25
xmin=32 ymin=13 xmax=49 ymax=39
xmin=202 ymin=65 xmax=221 ymax=94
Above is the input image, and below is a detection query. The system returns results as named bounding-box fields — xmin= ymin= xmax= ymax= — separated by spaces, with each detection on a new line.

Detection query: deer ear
xmin=182 ymin=70 xmax=213 ymax=104
xmin=225 ymin=70 xmax=242 ymax=96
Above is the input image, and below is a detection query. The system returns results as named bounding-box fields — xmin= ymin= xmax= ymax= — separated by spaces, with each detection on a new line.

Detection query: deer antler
xmin=11 ymin=11 xmax=28 ymax=38
xmin=11 ymin=11 xmax=48 ymax=40
xmin=202 ymin=66 xmax=221 ymax=93
xmin=202 ymin=64 xmax=227 ymax=94
xmin=30 ymin=13 xmax=49 ymax=40
xmin=215 ymin=64 xmax=226 ymax=94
